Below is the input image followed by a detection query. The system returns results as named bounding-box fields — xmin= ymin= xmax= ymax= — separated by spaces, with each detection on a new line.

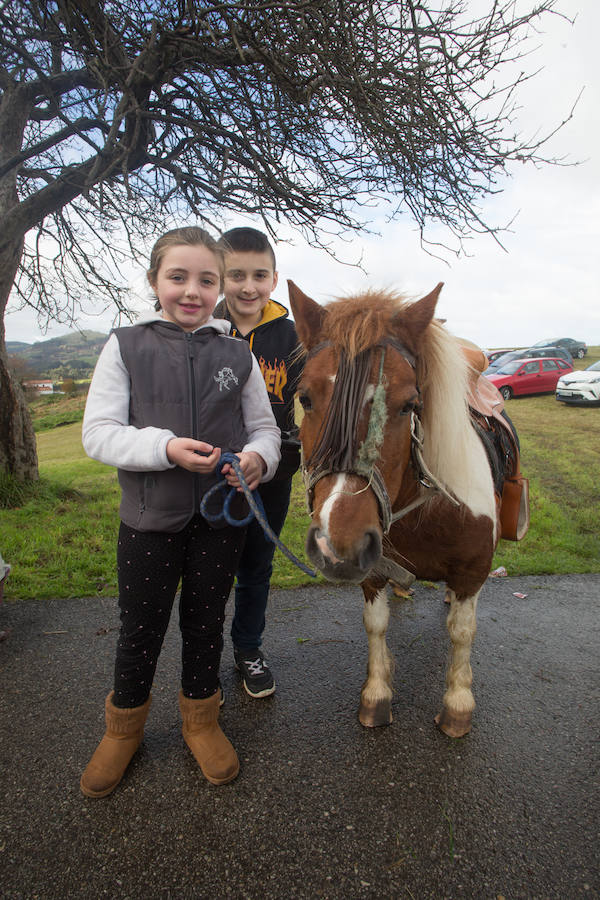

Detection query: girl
xmin=80 ymin=226 xmax=280 ymax=797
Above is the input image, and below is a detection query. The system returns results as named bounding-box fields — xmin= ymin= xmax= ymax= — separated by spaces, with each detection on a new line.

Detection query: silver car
xmin=556 ymin=361 xmax=600 ymax=406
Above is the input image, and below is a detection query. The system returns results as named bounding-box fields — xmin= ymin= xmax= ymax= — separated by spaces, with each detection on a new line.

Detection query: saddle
xmin=458 ymin=339 xmax=530 ymax=541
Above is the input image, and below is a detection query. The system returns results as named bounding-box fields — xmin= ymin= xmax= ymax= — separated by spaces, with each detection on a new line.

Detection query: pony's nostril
xmin=307 ymin=526 xmax=343 ymax=566
xmin=306 ymin=525 xmax=326 ymax=566
xmin=357 ymin=529 xmax=381 ymax=571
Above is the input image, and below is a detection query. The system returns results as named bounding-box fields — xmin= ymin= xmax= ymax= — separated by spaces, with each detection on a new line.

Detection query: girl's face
xmin=151 ymin=243 xmax=221 ymax=331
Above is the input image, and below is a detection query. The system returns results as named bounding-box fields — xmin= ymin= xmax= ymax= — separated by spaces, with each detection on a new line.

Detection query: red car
xmin=485 ymin=357 xmax=573 ymax=401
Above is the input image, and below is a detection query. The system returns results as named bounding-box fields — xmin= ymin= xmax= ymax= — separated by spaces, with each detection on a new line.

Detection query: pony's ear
xmin=287 ymin=280 xmax=327 ymax=350
xmin=396 ymin=282 xmax=444 ymax=341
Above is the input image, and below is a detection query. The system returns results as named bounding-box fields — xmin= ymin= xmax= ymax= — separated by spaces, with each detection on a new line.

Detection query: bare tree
xmin=1 ymin=0 xmax=568 ymax=481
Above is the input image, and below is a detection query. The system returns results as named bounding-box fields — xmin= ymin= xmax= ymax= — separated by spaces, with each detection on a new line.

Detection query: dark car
xmin=486 ymin=357 xmax=573 ymax=401
xmin=484 ymin=348 xmax=514 ymax=364
xmin=484 ymin=345 xmax=573 ymax=374
xmin=532 ymin=337 xmax=587 ymax=359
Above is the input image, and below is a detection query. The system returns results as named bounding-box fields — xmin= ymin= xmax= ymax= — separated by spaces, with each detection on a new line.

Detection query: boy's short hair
xmin=218 ymin=227 xmax=276 ymax=271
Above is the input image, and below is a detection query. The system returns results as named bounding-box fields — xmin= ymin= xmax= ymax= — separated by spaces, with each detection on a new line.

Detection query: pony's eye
xmin=399 ymin=400 xmax=417 ymax=416
xmin=299 ymin=393 xmax=312 ymax=411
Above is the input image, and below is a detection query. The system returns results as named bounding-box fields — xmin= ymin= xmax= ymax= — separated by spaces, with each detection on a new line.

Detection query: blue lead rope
xmin=200 ymin=452 xmax=317 ymax=578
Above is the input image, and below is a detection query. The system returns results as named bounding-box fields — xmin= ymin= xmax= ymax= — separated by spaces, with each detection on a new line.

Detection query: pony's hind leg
xmin=435 ymin=587 xmax=481 ymax=738
xmin=359 ymin=586 xmax=394 ymax=727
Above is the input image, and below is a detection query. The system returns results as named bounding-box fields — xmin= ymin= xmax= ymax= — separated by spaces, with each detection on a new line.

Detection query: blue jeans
xmin=231 ymin=476 xmax=293 ymax=651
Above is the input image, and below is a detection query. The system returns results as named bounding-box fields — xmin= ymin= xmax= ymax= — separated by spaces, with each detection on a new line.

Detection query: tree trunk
xmin=0 ymin=345 xmax=38 ymax=483
xmin=0 ymin=84 xmax=39 ymax=482
xmin=0 ymin=238 xmax=39 ymax=483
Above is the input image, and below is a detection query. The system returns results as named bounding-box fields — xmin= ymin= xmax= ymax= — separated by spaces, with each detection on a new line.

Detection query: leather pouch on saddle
xmin=459 ymin=340 xmax=530 ymax=542
xmin=499 ymin=472 xmax=530 ymax=541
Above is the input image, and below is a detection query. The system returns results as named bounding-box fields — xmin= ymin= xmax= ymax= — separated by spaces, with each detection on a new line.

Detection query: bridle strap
xmin=404 ymin=413 xmax=460 ymax=514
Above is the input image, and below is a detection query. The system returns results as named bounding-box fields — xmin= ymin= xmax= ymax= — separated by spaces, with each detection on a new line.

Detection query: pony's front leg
xmin=359 ymin=586 xmax=394 ymax=727
xmin=435 ymin=587 xmax=481 ymax=738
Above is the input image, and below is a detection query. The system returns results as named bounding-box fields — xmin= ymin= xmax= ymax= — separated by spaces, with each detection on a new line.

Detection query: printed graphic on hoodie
xmin=214 ymin=366 xmax=239 ymax=392
xmin=258 ymin=356 xmax=287 ymax=403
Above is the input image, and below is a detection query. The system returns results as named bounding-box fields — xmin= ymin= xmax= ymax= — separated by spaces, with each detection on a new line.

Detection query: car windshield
xmin=495 ymin=360 xmax=526 ymax=375
xmin=586 ymin=361 xmax=600 ymax=372
xmin=490 ymin=352 xmax=519 ymax=365
xmin=532 ymin=339 xmax=559 ymax=347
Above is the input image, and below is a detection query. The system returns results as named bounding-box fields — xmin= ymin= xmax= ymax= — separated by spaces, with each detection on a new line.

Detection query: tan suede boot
xmin=80 ymin=692 xmax=151 ymax=798
xmin=178 ymin=690 xmax=239 ymax=785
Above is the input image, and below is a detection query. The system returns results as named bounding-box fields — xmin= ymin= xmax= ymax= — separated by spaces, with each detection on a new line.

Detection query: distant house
xmin=22 ymin=379 xmax=54 ymax=394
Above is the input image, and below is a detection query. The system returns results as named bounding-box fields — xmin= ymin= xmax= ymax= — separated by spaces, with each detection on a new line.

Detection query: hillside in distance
xmin=7 ymin=330 xmax=108 ymax=378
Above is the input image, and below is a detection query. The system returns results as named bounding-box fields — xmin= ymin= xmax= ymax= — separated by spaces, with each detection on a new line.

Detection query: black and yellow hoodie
xmin=214 ymin=297 xmax=304 ymax=480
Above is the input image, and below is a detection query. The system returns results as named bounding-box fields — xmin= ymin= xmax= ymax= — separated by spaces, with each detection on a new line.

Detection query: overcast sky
xmin=6 ymin=0 xmax=600 ymax=351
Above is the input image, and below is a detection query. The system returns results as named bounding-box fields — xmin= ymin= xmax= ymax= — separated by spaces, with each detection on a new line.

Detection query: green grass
xmin=2 ymin=349 xmax=599 ymax=601
xmin=28 ymin=391 xmax=87 ymax=432
xmin=2 ymin=425 xmax=122 ymax=600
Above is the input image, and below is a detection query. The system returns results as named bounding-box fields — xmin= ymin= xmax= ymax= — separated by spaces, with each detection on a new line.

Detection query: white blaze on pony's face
xmin=313 ymin=473 xmax=352 ymax=565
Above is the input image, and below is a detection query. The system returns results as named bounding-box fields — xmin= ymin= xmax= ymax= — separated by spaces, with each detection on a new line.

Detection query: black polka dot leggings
xmin=113 ymin=516 xmax=246 ymax=708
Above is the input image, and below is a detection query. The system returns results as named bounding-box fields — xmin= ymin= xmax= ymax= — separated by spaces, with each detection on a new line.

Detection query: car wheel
xmin=500 ymin=386 xmax=512 ymax=401
xmin=577 ymin=349 xmax=585 ymax=358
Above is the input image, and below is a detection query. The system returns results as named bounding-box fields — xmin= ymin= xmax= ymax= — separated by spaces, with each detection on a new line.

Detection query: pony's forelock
xmin=324 ymin=291 xmax=407 ymax=358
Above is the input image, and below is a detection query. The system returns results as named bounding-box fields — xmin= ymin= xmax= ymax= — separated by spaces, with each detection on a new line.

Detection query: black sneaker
xmin=234 ymin=648 xmax=275 ymax=698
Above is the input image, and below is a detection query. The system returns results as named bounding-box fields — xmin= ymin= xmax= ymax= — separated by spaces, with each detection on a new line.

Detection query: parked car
xmin=484 ymin=345 xmax=573 ymax=373
xmin=484 ymin=348 xmax=514 ymax=364
xmin=485 ymin=357 xmax=573 ymax=401
xmin=532 ymin=337 xmax=587 ymax=359
xmin=556 ymin=361 xmax=600 ymax=406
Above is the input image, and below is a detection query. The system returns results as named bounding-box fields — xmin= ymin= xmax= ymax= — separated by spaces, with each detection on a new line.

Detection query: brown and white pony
xmin=288 ymin=280 xmax=500 ymax=738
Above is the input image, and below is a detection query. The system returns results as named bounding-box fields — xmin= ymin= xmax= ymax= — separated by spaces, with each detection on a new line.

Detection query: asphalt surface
xmin=0 ymin=574 xmax=598 ymax=899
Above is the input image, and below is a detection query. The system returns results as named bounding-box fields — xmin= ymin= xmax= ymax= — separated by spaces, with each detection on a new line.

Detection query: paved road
xmin=1 ymin=574 xmax=598 ymax=899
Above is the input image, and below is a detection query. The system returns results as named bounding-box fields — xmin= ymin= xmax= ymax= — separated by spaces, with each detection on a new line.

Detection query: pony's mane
xmin=323 ymin=290 xmax=480 ymax=500
xmin=415 ymin=319 xmax=474 ymax=496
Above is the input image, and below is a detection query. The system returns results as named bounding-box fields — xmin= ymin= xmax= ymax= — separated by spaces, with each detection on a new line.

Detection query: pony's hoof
xmin=359 ymin=698 xmax=392 ymax=727
xmin=435 ymin=708 xmax=472 ymax=738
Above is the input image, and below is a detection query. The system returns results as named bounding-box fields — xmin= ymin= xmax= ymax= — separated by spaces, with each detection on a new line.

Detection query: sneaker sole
xmin=242 ymin=679 xmax=276 ymax=699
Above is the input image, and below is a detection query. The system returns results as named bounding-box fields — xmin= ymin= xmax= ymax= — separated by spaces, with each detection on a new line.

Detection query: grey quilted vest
xmin=113 ymin=320 xmax=252 ymax=532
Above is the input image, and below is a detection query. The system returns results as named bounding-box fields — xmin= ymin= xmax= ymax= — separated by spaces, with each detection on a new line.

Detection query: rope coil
xmin=200 ymin=452 xmax=317 ymax=578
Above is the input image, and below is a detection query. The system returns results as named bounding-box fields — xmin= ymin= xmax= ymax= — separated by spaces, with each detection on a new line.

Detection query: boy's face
xmin=222 ymin=250 xmax=278 ymax=333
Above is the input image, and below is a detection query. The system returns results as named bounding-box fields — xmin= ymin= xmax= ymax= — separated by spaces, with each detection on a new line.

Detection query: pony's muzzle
xmin=306 ymin=524 xmax=382 ymax=583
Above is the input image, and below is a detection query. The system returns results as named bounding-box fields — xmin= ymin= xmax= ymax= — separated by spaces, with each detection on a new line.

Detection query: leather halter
xmin=302 ymin=337 xmax=460 ymax=535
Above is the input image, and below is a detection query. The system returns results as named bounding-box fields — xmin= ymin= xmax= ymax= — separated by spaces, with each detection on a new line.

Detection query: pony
xmin=288 ymin=280 xmax=503 ymax=738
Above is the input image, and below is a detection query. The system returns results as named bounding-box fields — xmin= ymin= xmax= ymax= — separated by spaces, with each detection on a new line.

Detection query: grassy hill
xmin=7 ymin=330 xmax=108 ymax=379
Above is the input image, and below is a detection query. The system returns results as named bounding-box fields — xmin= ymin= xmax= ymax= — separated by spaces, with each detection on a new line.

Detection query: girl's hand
xmin=222 ymin=451 xmax=266 ymax=492
xmin=166 ymin=438 xmax=221 ymax=473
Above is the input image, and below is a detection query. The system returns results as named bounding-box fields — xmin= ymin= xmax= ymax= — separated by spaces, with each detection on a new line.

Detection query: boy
xmin=215 ymin=227 xmax=303 ymax=698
